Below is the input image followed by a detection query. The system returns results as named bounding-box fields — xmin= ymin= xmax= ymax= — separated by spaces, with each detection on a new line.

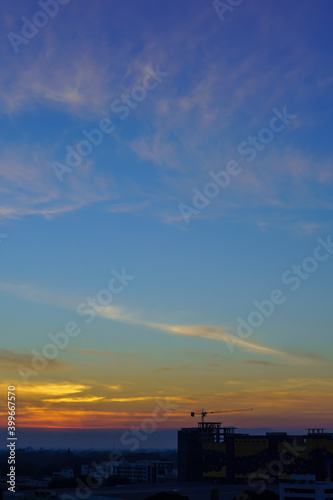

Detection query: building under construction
xmin=178 ymin=423 xmax=333 ymax=483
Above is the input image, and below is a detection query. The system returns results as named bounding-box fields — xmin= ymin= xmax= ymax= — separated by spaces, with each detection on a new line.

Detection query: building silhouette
xmin=178 ymin=424 xmax=333 ymax=483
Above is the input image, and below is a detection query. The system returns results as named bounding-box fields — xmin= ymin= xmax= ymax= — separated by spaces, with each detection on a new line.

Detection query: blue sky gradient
xmin=0 ymin=0 xmax=332 ymax=436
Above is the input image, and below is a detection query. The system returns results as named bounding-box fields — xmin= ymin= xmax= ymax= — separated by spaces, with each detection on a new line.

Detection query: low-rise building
xmin=80 ymin=460 xmax=174 ymax=484
xmin=52 ymin=469 xmax=74 ymax=479
xmin=280 ymin=475 xmax=333 ymax=500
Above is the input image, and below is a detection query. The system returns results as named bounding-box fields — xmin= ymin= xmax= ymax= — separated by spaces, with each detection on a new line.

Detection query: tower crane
xmin=190 ymin=408 xmax=253 ymax=424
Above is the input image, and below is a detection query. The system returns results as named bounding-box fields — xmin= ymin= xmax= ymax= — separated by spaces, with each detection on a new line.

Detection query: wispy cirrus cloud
xmin=98 ymin=305 xmax=326 ymax=364
xmin=1 ymin=25 xmax=123 ymax=115
xmin=0 ymin=281 xmax=78 ymax=309
xmin=107 ymin=200 xmax=151 ymax=214
xmin=1 ymin=0 xmax=172 ymax=118
xmin=0 ymin=278 xmax=327 ymax=365
xmin=0 ymin=349 xmax=65 ymax=371
xmin=19 ymin=383 xmax=88 ymax=395
xmin=2 ymin=1 xmax=332 ymax=229
xmin=43 ymin=396 xmax=105 ymax=403
xmin=0 ymin=146 xmax=113 ymax=221
xmin=105 ymin=396 xmax=188 ymax=403
xmin=242 ymin=360 xmax=281 ymax=367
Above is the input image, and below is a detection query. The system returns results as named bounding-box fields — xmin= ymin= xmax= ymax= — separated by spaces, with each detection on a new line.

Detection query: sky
xmin=0 ymin=0 xmax=333 ymax=448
